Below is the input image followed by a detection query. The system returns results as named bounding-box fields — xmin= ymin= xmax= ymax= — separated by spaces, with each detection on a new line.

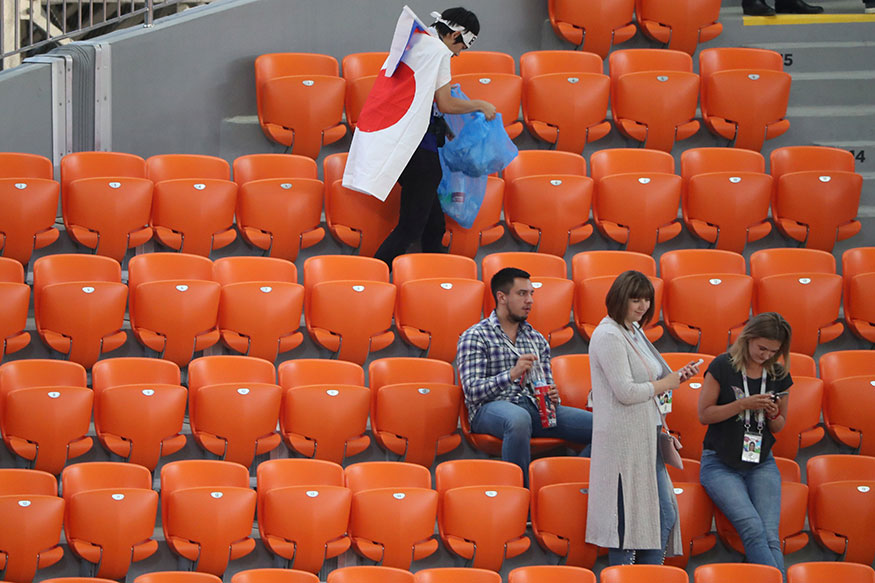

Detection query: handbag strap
xmin=618 ymin=323 xmax=674 ymax=433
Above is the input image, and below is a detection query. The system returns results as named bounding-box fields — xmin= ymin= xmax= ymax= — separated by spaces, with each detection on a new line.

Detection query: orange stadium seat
xmin=590 ymin=147 xmax=675 ymax=182
xmin=61 ymin=463 xmax=158 ymax=579
xmin=842 ymin=247 xmax=875 ymax=343
xmin=0 ymin=490 xmax=64 ymax=582
xmin=0 ymin=177 xmax=60 ymax=265
xmin=146 ymin=154 xmax=230 ymax=182
xmin=552 ymin=354 xmax=592 ymax=410
xmin=134 ymin=573 xmax=222 ymax=583
xmin=345 ymin=461 xmax=432 ymax=493
xmin=0 ymin=152 xmax=53 ymax=179
xmin=715 ymin=481 xmax=809 ymax=556
xmin=699 ymin=48 xmax=790 ymax=151
xmin=151 ymin=178 xmax=237 ymax=256
xmin=450 ymin=51 xmax=516 ymax=75
xmin=327 ymin=566 xmax=414 ymax=583
xmin=519 ymin=50 xmax=603 ymax=81
xmin=254 ymin=53 xmax=345 ymax=150
xmin=415 ymin=568 xmax=502 ymax=583
xmin=609 ymin=49 xmax=700 ymax=152
xmin=635 ymin=0 xmax=722 ymax=54
xmin=392 ymin=253 xmax=477 ymax=286
xmin=659 ymin=249 xmax=746 ymax=284
xmin=480 ymin=251 xmax=566 ymax=311
xmin=547 ymin=0 xmax=636 ymax=57
xmin=213 ymin=255 xmax=297 ymax=284
xmin=303 ymin=254 xmax=389 ymax=308
xmin=503 ymin=149 xmax=587 ymax=185
xmin=749 ymin=248 xmax=836 ymax=283
xmin=341 ymin=52 xmax=389 ymax=83
xmin=522 ymin=72 xmax=611 ymax=153
xmin=232 ymin=569 xmax=320 ymax=583
xmin=665 ymin=482 xmax=717 ymax=568
xmin=395 ymin=277 xmax=485 ymax=361
xmin=788 ymin=562 xmax=875 ymax=583
xmin=323 ymin=153 xmax=402 ymax=257
xmin=601 ymin=565 xmax=689 ymax=583
xmin=279 ymin=358 xmax=365 ymax=388
xmin=442 ymin=176 xmax=505 ymax=258
xmin=823 ymin=375 xmax=875 ymax=455
xmin=771 ymin=146 xmax=862 ymax=251
xmin=452 ymin=72 xmax=523 ymax=138
xmin=770 ymin=376 xmax=825 ymax=459
xmin=510 ymin=566 xmax=596 ymax=583
xmin=280 ymin=384 xmax=371 ymax=463
xmin=232 ymin=153 xmax=318 ymax=185
xmin=344 ymin=73 xmax=379 ymax=132
xmin=695 ymin=564 xmax=783 ymax=583
xmin=504 ymin=174 xmax=594 ymax=256
xmin=810 ymin=479 xmax=875 ymax=563
xmin=219 ymin=282 xmax=304 ymax=361
xmin=528 ymin=457 xmax=595 ymax=567
xmin=160 ymin=460 xmax=256 ymax=576
xmin=0 ymin=258 xmax=30 ymax=360
xmin=820 ymin=350 xmax=875 ymax=449
xmin=0 ymin=360 xmax=87 ymax=419
xmin=60 ymin=151 xmax=147 ymax=195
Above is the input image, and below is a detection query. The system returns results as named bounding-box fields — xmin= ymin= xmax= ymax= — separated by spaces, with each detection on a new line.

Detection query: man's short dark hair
xmin=491 ymin=267 xmax=530 ymax=303
xmin=605 ymin=270 xmax=656 ymax=327
xmin=434 ymin=7 xmax=480 ymax=40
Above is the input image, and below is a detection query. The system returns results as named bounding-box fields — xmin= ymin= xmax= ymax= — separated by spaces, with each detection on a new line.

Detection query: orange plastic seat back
xmin=755 ymin=273 xmax=843 ymax=355
xmin=0 ymin=493 xmax=65 ymax=582
xmin=665 ymin=274 xmax=752 ymax=355
xmin=146 ymin=154 xmax=230 ymax=182
xmin=695 ymin=564 xmax=783 ymax=583
xmin=303 ymin=254 xmax=389 ymax=294
xmin=435 ymin=459 xmax=523 ymax=493
xmin=345 ymin=461 xmax=432 ymax=493
xmin=443 ymin=176 xmax=505 ymax=258
xmin=523 ymin=276 xmax=575 ymax=348
xmin=613 ymin=70 xmax=700 ymax=151
xmin=64 ymin=177 xmax=153 ymax=261
xmin=509 ymin=566 xmax=597 ymax=583
xmin=233 ymin=153 xmax=318 ymax=185
xmin=236 ymin=177 xmax=324 ymax=260
xmin=164 ymin=485 xmax=257 ymax=575
xmin=685 ymin=171 xmax=772 ymax=252
xmin=281 ymin=385 xmax=371 ymax=463
xmin=349 ymin=487 xmax=439 ymax=569
xmin=774 ymin=170 xmax=862 ymax=251
xmin=574 ymin=274 xmax=664 ymax=342
xmin=396 ymin=278 xmax=484 ymax=362
xmin=770 ymin=145 xmax=856 ymax=178
xmin=572 ymin=250 xmax=657 ymax=280
xmin=279 ymin=359 xmax=365 ymax=389
xmin=416 ymin=568 xmax=503 ymax=583
xmin=93 ymin=384 xmax=186 ymax=469
xmin=258 ymin=485 xmax=351 ymax=572
xmin=219 ymin=281 xmax=304 ymax=361
xmin=819 ymin=350 xmax=875 ymax=388
xmin=308 ymin=280 xmax=396 ymax=364
xmin=37 ymin=281 xmax=128 ymax=369
xmin=505 ymin=175 xmax=593 ymax=256
xmin=342 ymin=52 xmax=389 ymax=82
xmin=127 ymin=252 xmax=214 ymax=314
xmin=60 ymin=151 xmax=147 ymax=195
xmin=65 ymin=487 xmax=159 ymax=579
xmin=0 ymin=360 xmax=87 ymax=419
xmin=450 ymin=51 xmax=516 ymax=75
xmin=345 ymin=75 xmax=378 ymax=131
xmin=452 ymin=73 xmax=523 ymax=138
xmin=188 ymin=355 xmax=276 ymax=415
xmin=520 ymin=51 xmax=603 ymax=81
xmin=552 ymin=355 xmax=592 ymax=410
xmin=0 ymin=256 xmax=24 ymax=282
xmin=503 ymin=150 xmax=587 ymax=185
xmin=257 ymin=458 xmax=345 ymax=491
xmin=664 ymin=482 xmax=715 ymax=568
xmin=2 ymin=386 xmax=93 ymax=474
xmin=749 ymin=248 xmax=835 ymax=282
xmin=261 ymin=75 xmax=347 ymax=158
xmin=481 ymin=252 xmax=567 ymax=313
xmin=132 ymin=280 xmax=221 ymax=366
xmin=523 ymin=72 xmax=611 ymax=152
xmin=847 ymin=272 xmax=875 ymax=343
xmin=824 ymin=375 xmax=875 ymax=455
xmin=441 ymin=485 xmax=531 ymax=570
xmin=327 ymin=566 xmax=414 ymax=583
xmin=807 ymin=455 xmax=875 ymax=503
xmin=392 ymin=254 xmax=477 ymax=287
xmin=374 ymin=382 xmax=461 ymax=467
xmin=0 ymin=178 xmax=60 ymax=264
xmin=213 ymin=255 xmax=298 ymax=285
xmin=682 ymin=147 xmax=766 ymax=178
xmin=192 ymin=382 xmax=283 ymax=467
xmin=528 ymin=456 xmax=590 ymax=543
xmin=32 ymin=254 xmax=122 ymax=314
xmin=91 ymin=357 xmax=180 ymax=394
xmin=0 ymin=152 xmax=53 ymax=179
xmin=601 ymin=565 xmax=689 ymax=583
xmin=135 ymin=572 xmax=223 ymax=583
xmin=788 ymin=562 xmax=875 ymax=583
xmin=811 ymin=480 xmax=875 ymax=562
xmin=152 ymin=179 xmax=237 ymax=256
xmin=590 ymin=148 xmax=675 ymax=183
xmin=635 ymin=0 xmax=722 ymax=54
xmin=547 ymin=0 xmax=636 ymax=57
xmin=233 ymin=569 xmax=320 ymax=583
xmin=161 ymin=459 xmax=250 ymax=492
xmin=842 ymin=246 xmax=875 ymax=307
xmin=659 ymin=249 xmax=746 ymax=283
xmin=0 ymin=281 xmax=31 ymax=358
xmin=531 ymin=480 xmax=595 ymax=567
xmin=700 ymin=48 xmax=784 ymax=108
xmin=0 ymin=468 xmax=57 ymax=495
xmin=324 ymin=175 xmax=402 ymax=256
xmin=769 ymin=376 xmax=824 ymax=460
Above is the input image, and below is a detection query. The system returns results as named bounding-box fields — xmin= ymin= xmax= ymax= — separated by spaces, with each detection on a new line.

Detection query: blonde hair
xmin=729 ymin=312 xmax=792 ymax=379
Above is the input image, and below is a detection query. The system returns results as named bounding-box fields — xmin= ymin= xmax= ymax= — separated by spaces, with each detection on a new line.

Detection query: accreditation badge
xmin=742 ymin=432 xmax=763 ymax=463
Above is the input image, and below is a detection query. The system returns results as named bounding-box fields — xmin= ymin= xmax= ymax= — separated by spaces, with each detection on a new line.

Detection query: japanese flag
xmin=342 ymin=6 xmax=450 ymax=201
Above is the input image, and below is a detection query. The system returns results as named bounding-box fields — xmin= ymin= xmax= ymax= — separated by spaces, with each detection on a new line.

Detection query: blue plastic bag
xmin=437 ymin=85 xmax=518 ymax=228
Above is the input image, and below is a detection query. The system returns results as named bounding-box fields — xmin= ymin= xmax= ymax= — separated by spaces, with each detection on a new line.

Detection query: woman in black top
xmin=697 ymin=312 xmax=792 ymax=577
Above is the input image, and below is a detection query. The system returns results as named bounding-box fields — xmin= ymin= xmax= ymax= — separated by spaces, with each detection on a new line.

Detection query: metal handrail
xmin=1 ymin=0 xmax=210 ymax=70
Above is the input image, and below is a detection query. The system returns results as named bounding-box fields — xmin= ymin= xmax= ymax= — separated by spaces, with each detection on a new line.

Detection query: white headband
xmin=430 ymin=11 xmax=477 ymax=48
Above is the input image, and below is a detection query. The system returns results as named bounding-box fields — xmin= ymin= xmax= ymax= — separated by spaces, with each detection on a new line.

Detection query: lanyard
xmin=500 ymin=330 xmax=542 ymax=398
xmin=741 ymin=367 xmax=767 ymax=433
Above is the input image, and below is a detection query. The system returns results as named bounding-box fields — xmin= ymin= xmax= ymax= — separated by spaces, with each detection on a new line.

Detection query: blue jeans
xmin=700 ymin=449 xmax=784 ymax=575
xmin=470 ymin=399 xmax=592 ymax=486
xmin=608 ymin=436 xmax=677 ymax=565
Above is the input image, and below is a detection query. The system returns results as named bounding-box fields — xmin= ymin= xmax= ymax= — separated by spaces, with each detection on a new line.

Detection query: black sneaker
xmin=744 ymin=0 xmax=777 ymax=15
xmin=865 ymin=0 xmax=875 ymax=13
xmin=775 ymin=0 xmax=825 ymax=13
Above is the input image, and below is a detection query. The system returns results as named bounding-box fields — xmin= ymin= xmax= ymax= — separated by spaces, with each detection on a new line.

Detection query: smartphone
xmin=770 ymin=390 xmax=790 ymax=401
xmin=693 ymin=358 xmax=705 ymax=367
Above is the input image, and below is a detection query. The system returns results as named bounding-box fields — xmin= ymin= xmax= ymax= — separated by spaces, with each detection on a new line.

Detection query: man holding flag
xmin=342 ymin=6 xmax=496 ymax=268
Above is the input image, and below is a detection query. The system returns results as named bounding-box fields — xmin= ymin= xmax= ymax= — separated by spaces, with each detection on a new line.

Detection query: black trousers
xmin=374 ymin=146 xmax=446 ymax=268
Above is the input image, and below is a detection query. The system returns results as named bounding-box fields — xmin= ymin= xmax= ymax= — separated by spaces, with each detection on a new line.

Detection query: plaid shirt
xmin=457 ymin=311 xmax=553 ymax=423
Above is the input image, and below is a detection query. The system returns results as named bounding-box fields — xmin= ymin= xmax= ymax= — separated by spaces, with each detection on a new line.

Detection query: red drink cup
xmin=534 ymin=383 xmax=557 ymax=428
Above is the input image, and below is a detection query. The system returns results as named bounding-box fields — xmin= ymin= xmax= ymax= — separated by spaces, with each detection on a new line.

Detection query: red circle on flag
xmin=356 ymin=62 xmax=417 ymax=133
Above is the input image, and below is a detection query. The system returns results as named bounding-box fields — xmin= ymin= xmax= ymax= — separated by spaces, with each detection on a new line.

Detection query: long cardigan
xmin=585 ymin=317 xmax=683 ymax=555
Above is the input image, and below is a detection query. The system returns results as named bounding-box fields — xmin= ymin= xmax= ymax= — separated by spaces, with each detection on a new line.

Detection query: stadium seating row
xmin=2 ymin=455 xmax=873 ymax=581
xmin=254 ymin=47 xmax=792 ymax=156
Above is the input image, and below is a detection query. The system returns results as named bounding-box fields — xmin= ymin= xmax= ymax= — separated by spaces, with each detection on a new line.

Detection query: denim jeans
xmin=608 ymin=435 xmax=677 ymax=565
xmin=470 ymin=399 xmax=592 ymax=486
xmin=699 ymin=449 xmax=784 ymax=575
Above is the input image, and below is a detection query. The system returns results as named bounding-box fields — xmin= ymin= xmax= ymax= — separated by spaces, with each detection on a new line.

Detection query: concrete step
xmin=746 ymin=40 xmax=875 ymax=73
xmin=788 ymin=70 xmax=875 ymax=107
xmin=767 ymin=104 xmax=875 ymax=144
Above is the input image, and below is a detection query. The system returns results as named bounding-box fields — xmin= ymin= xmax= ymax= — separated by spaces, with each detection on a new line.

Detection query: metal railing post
xmin=145 ymin=0 xmax=154 ymax=27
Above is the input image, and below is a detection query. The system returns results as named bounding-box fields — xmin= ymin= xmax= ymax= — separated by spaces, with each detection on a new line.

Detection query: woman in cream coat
xmin=585 ymin=270 xmax=699 ymax=565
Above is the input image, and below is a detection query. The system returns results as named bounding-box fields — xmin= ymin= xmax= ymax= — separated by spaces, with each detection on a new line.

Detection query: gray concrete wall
xmin=0 ymin=62 xmax=56 ymax=162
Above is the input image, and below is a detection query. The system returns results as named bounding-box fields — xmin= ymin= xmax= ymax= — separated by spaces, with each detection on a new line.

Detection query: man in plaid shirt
xmin=457 ymin=267 xmax=592 ymax=485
